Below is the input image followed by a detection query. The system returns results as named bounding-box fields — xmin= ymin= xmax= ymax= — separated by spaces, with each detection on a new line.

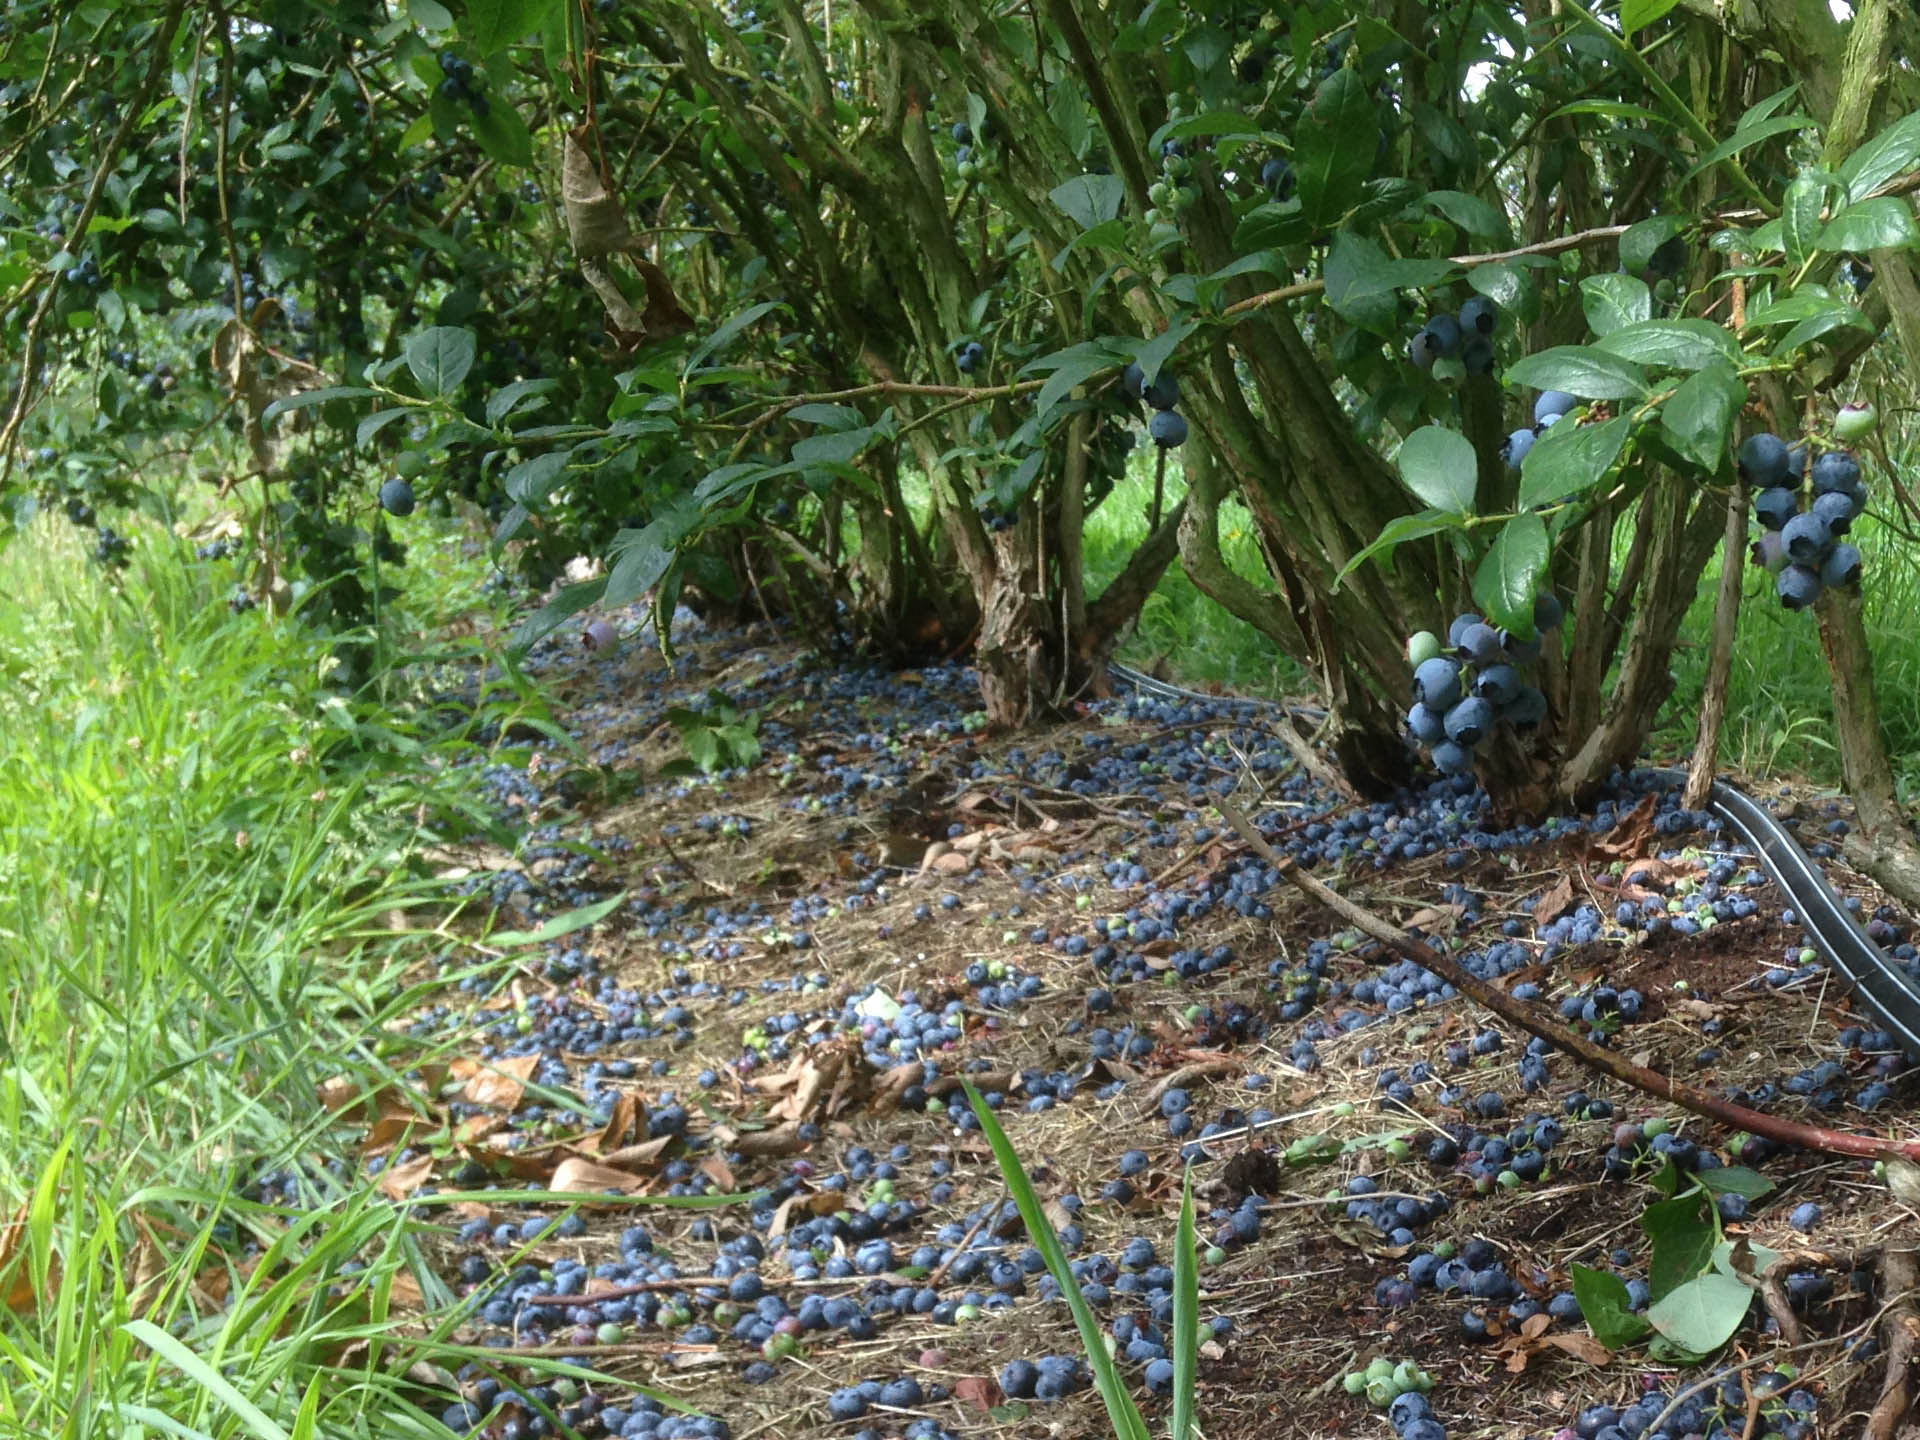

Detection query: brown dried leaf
xmin=1587 ymin=793 xmax=1658 ymax=861
xmin=0 ymin=1203 xmax=47 ymax=1314
xmin=377 ymin=1153 xmax=436 ymax=1201
xmin=1532 ymin=875 xmax=1576 ymax=927
xmin=563 ymin=127 xmax=639 ymax=257
xmin=952 ymin=1376 xmax=1003 ymax=1412
xmin=455 ymin=1054 xmax=539 ymax=1111
xmin=599 ymin=1135 xmax=677 ymax=1171
xmin=317 ymin=1075 xmax=360 ymax=1111
xmin=579 ymin=1092 xmax=642 ymax=1155
xmin=550 ymin=1157 xmax=649 ymax=1195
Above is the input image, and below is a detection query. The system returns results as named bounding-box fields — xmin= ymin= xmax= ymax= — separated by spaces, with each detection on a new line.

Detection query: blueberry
xmin=380 ymin=477 xmax=416 ymax=516
xmin=1788 ymin=1201 xmax=1822 ymax=1231
xmin=1738 ymin=433 xmax=1791 ymax=486
xmin=1533 ymin=390 xmax=1577 ymax=425
xmin=1148 ymin=410 xmax=1188 ymax=449
xmin=1753 ymin=486 xmax=1800 ymax=531
xmin=1777 ymin=564 xmax=1822 ymax=610
xmin=1781 ymin=512 xmax=1833 ymax=564
xmin=1822 ymin=543 xmax=1862 ymax=587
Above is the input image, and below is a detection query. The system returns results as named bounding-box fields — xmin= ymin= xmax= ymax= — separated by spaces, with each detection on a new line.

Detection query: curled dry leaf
xmin=562 ymin=127 xmax=695 ymax=349
xmin=376 ymin=1152 xmax=436 ymax=1201
xmin=453 ymin=1053 xmax=540 ymax=1111
xmin=549 ymin=1156 xmax=650 ymax=1195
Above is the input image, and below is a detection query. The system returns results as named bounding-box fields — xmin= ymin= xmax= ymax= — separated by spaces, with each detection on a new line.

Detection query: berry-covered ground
xmin=336 ymin=604 xmax=1920 ymax=1440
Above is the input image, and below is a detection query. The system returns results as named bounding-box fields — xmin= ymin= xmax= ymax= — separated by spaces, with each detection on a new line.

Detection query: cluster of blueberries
xmin=1741 ymin=430 xmax=1869 ymax=610
xmin=950 ymin=119 xmax=992 ymax=182
xmin=1503 ymin=387 xmax=1580 ymax=470
xmin=1405 ymin=596 xmax=1560 ymax=776
xmin=437 ymin=49 xmax=492 ymax=118
xmin=1145 ymin=138 xmax=1197 ymax=222
xmin=1121 ymin=361 xmax=1188 ymax=449
xmin=1407 ymin=295 xmax=1499 ymax=377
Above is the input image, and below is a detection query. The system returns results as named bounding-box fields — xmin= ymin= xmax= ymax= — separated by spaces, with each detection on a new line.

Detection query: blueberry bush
xmin=4 ymin=0 xmax=1920 ymax=856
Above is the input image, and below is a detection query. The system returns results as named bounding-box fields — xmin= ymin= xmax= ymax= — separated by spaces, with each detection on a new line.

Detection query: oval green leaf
xmin=1518 ymin=414 xmax=1633 ymax=509
xmin=1504 ymin=346 xmax=1650 ymax=401
xmin=1397 ymin=426 xmax=1478 ymax=515
xmin=1473 ymin=512 xmax=1550 ymax=636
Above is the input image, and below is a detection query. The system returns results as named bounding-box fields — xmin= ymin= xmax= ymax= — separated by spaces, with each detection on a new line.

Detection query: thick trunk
xmin=1818 ymin=587 xmax=1920 ymax=908
xmin=1175 ymin=441 xmax=1304 ymax=655
xmin=1683 ymin=488 xmax=1750 ymax=810
xmin=1563 ymin=478 xmax=1723 ymax=801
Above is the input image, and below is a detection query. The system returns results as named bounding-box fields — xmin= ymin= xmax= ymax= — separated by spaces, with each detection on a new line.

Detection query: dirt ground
xmin=377 ymin=613 xmax=1920 ymax=1440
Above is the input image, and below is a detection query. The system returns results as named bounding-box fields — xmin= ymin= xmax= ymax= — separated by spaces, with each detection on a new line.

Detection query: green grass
xmin=1658 ymin=505 xmax=1920 ymax=792
xmin=0 ymin=515 xmax=517 ymax=1438
xmin=1081 ymin=453 xmax=1306 ymax=699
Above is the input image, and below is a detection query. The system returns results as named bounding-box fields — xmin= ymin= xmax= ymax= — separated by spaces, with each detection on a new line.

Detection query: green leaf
xmin=504 ymin=450 xmax=569 ymax=503
xmin=1698 ymin=1166 xmax=1776 ymax=1201
xmin=486 ymin=377 xmax=560 ymax=424
xmin=1621 ymin=0 xmax=1682 ymax=33
xmin=1425 ymin=189 xmax=1508 ymax=239
xmin=684 ymin=301 xmax=783 ymax=375
xmin=1049 ymin=173 xmax=1125 ymax=231
xmin=260 ymin=385 xmax=381 ymax=423
xmin=492 ymin=502 xmax=531 ymax=553
xmin=119 ymin=1321 xmax=291 ymax=1440
xmin=1504 ymin=346 xmax=1650 ymax=401
xmin=1620 ymin=216 xmax=1688 ymax=275
xmin=1519 ymin=414 xmax=1633 ymax=508
xmin=488 ymin=889 xmax=629 ymax=948
xmin=1335 ymin=509 xmax=1467 ymax=586
xmin=1642 ymin=1191 xmax=1716 ymax=1303
xmin=1781 ymin=172 xmax=1828 ymax=269
xmin=1839 ymin=111 xmax=1920 ymax=203
xmin=1397 ymin=426 xmax=1478 ymax=515
xmin=1659 ymin=362 xmax=1745 ymax=472
xmin=1323 ymin=232 xmax=1456 ymax=325
xmin=1545 ymin=100 xmax=1673 ymax=129
xmin=1171 ymin=1167 xmax=1199 ymax=1440
xmin=792 ymin=428 xmax=874 ymax=467
xmin=785 ymin=403 xmax=866 ymax=429
xmin=462 ymin=0 xmax=557 ymax=54
xmin=404 ymin=326 xmax=477 ymax=395
xmin=1580 ymin=273 xmax=1653 ymax=337
xmin=604 ymin=523 xmax=676 ymax=608
xmin=1594 ymin=318 xmax=1741 ymax=371
xmin=512 ymin=577 xmax=606 ymax=648
xmin=406 ymin=0 xmax=454 ymax=30
xmin=1234 ymin=201 xmax=1309 ymax=252
xmin=1025 ymin=341 xmax=1126 ymax=419
xmin=1468 ymin=263 xmax=1533 ymax=318
xmin=1295 ymin=68 xmax=1376 ymax=229
xmin=1819 ymin=196 xmax=1920 ymax=253
xmin=471 ymin=98 xmax=535 ymax=168
xmin=1571 ymin=1264 xmax=1652 ymax=1350
xmin=1744 ymin=290 xmax=1856 ymax=328
xmin=1775 ymin=306 xmax=1872 ymax=355
xmin=356 ymin=407 xmax=414 ymax=446
xmin=1646 ymin=1271 xmax=1752 ymax=1355
xmin=1132 ymin=317 xmax=1197 ymax=389
xmin=1680 ymin=113 xmax=1813 ymax=186
xmin=965 ymin=1084 xmax=1153 ymax=1440
xmin=1473 ymin=513 xmax=1549 ymax=635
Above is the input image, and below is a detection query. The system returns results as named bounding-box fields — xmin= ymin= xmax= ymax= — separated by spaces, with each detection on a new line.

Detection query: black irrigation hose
xmin=1663 ymin=770 xmax=1920 ymax=1062
xmin=1109 ymin=663 xmax=1920 ymax=1062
